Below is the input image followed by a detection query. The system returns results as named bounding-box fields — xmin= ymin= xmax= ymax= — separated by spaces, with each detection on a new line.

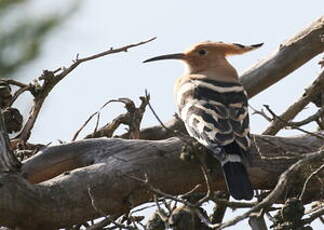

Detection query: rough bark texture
xmin=0 ymin=134 xmax=322 ymax=229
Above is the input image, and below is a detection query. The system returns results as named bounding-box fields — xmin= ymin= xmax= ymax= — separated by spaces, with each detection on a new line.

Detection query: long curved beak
xmin=143 ymin=53 xmax=185 ymax=63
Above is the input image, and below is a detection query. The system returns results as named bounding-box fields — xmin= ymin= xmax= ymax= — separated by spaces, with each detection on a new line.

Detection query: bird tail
xmin=221 ymin=159 xmax=254 ymax=200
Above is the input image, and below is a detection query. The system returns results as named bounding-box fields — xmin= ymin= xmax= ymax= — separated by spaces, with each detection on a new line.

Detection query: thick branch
xmin=241 ymin=16 xmax=324 ymax=98
xmin=0 ymin=133 xmax=321 ymax=229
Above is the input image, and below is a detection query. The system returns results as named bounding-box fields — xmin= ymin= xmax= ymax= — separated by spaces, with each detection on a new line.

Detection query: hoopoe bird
xmin=144 ymin=41 xmax=263 ymax=200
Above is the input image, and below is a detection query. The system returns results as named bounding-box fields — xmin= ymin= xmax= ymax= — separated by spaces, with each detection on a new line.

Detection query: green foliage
xmin=0 ymin=0 xmax=78 ymax=78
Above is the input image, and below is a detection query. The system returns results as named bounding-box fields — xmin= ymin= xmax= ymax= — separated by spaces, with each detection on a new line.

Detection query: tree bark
xmin=0 ymin=133 xmax=322 ymax=229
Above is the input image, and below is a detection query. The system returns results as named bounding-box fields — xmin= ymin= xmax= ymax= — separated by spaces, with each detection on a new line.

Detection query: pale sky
xmin=14 ymin=0 xmax=323 ymax=229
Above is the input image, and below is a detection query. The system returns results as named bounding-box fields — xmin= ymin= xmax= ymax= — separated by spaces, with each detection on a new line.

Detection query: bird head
xmin=143 ymin=41 xmax=263 ymax=74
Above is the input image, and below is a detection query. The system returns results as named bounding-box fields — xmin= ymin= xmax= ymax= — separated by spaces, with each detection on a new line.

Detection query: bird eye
xmin=198 ymin=49 xmax=207 ymax=56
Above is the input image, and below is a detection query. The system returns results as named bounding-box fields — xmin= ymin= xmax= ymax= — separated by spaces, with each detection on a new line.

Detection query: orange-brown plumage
xmin=182 ymin=41 xmax=262 ymax=79
xmin=144 ymin=41 xmax=263 ymax=200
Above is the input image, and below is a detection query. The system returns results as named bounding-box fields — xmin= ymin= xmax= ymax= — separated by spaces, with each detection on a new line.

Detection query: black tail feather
xmin=222 ymin=162 xmax=253 ymax=200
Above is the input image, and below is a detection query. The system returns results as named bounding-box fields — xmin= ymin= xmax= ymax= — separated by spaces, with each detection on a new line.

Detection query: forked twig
xmin=263 ymin=104 xmax=324 ymax=139
xmin=14 ymin=38 xmax=156 ymax=144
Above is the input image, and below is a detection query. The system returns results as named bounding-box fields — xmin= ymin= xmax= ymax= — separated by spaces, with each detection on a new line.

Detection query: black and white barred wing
xmin=176 ymin=78 xmax=254 ymax=200
xmin=176 ymin=79 xmax=251 ymax=159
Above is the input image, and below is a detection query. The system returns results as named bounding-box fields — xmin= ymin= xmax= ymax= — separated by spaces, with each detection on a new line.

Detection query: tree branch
xmin=0 ymin=133 xmax=319 ymax=229
xmin=263 ymin=70 xmax=324 ymax=135
xmin=302 ymin=207 xmax=324 ymax=225
xmin=13 ymin=37 xmax=156 ymax=143
xmin=241 ymin=16 xmax=324 ymax=98
xmin=288 ymin=107 xmax=324 ymax=127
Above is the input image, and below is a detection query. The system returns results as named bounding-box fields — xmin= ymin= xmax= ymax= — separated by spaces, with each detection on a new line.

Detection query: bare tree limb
xmin=288 ymin=107 xmax=324 ymax=127
xmin=263 ymin=70 xmax=324 ymax=135
xmin=241 ymin=16 xmax=324 ymax=98
xmin=249 ymin=105 xmax=272 ymax=122
xmin=72 ymin=96 xmax=149 ymax=141
xmin=13 ymin=37 xmax=156 ymax=144
xmin=0 ymin=132 xmax=319 ymax=229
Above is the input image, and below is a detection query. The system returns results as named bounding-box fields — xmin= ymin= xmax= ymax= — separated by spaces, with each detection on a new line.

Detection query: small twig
xmin=299 ymin=163 xmax=324 ymax=201
xmin=194 ymin=208 xmax=214 ymax=228
xmin=8 ymin=85 xmax=32 ymax=107
xmin=77 ymin=37 xmax=156 ymax=63
xmin=72 ymin=111 xmax=99 ymax=141
xmin=93 ymin=112 xmax=101 ymax=135
xmin=127 ymin=173 xmax=193 ymax=207
xmin=288 ymin=107 xmax=324 ymax=127
xmin=249 ymin=104 xmax=272 ymax=122
xmin=4 ymin=79 xmax=28 ymax=88
xmin=15 ymin=38 xmax=156 ymax=143
xmin=144 ymin=90 xmax=175 ymax=136
xmin=145 ymin=90 xmax=193 ymax=147
xmin=254 ymin=134 xmax=302 ymax=161
xmin=263 ymin=105 xmax=324 ymax=139
xmin=83 ymin=96 xmax=148 ymax=140
xmin=53 ymin=67 xmax=62 ymax=74
xmin=153 ymin=195 xmax=169 ymax=222
xmin=179 ymin=184 xmax=202 ymax=199
xmin=73 ymin=95 xmax=150 ymax=140
xmin=88 ymin=187 xmax=109 ymax=217
xmin=304 ymin=202 xmax=324 ymax=215
xmin=197 ymin=165 xmax=213 ymax=206
xmin=263 ymin=70 xmax=324 ymax=135
xmin=72 ymin=99 xmax=117 ymax=141
xmin=126 ymin=169 xmax=260 ymax=229
xmin=252 ymin=135 xmax=297 ymax=161
xmin=87 ymin=187 xmax=132 ymax=230
xmin=302 ymin=207 xmax=324 ymax=225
